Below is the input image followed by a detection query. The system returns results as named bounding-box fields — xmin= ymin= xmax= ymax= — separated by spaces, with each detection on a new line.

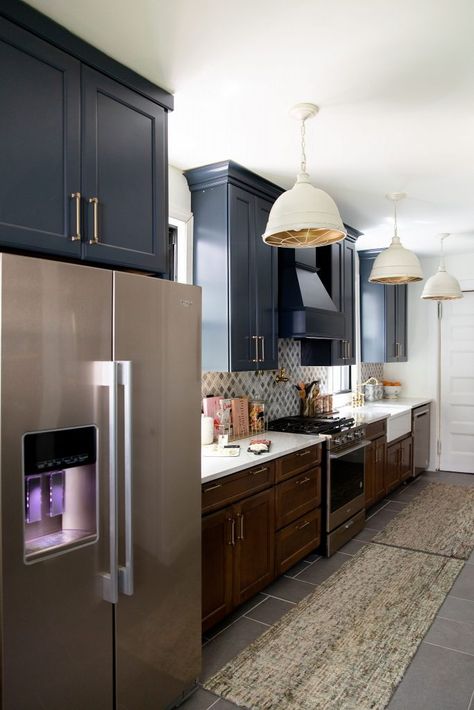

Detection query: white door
xmin=440 ymin=291 xmax=474 ymax=473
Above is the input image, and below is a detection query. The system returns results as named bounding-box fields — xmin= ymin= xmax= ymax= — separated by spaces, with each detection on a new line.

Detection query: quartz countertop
xmin=201 ymin=432 xmax=326 ymax=483
xmin=338 ymin=397 xmax=432 ymax=425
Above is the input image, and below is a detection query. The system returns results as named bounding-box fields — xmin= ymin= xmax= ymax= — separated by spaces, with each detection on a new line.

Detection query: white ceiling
xmin=26 ymin=0 xmax=474 ymax=255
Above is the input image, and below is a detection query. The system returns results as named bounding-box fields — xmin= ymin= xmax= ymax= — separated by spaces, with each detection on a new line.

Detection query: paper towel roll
xmin=201 ymin=415 xmax=214 ymax=445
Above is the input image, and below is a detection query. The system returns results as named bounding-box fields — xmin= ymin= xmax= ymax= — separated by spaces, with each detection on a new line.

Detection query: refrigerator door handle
xmin=118 ymin=361 xmax=134 ymax=596
xmin=95 ymin=361 xmax=119 ymax=604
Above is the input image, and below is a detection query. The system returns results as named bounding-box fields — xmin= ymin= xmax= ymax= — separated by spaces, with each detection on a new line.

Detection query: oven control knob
xmin=347 ymin=432 xmax=354 ymax=441
xmin=334 ymin=436 xmax=341 ymax=446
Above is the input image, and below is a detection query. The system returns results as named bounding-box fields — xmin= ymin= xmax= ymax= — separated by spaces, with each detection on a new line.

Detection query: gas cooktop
xmin=268 ymin=415 xmax=356 ymax=436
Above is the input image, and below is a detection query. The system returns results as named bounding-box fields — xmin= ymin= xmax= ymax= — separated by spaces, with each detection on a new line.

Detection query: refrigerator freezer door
xmin=0 ymin=255 xmax=114 ymax=710
xmin=113 ymin=273 xmax=202 ymax=709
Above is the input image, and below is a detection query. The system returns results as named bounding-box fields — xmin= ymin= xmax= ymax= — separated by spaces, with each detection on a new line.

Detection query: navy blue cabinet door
xmin=395 ymin=285 xmax=408 ymax=361
xmin=254 ymin=197 xmax=278 ymax=370
xmin=0 ymin=18 xmax=81 ymax=257
xmin=82 ymin=67 xmax=167 ymax=272
xmin=229 ymin=185 xmax=257 ymax=371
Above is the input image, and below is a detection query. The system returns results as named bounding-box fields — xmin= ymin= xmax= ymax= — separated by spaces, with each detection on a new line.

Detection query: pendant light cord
xmin=393 ymin=200 xmax=398 ymax=238
xmin=300 ymin=119 xmax=307 ymax=174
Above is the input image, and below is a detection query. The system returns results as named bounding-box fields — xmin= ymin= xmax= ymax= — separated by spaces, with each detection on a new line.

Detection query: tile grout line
xmin=292 ymin=556 xmax=322 ymax=579
xmin=468 ymin=687 xmax=474 ymax=710
xmin=436 ymin=615 xmax=474 ymax=626
xmin=366 ymin=501 xmax=391 ymax=520
xmin=243 ymin=615 xmax=271 ymax=628
xmin=203 ymin=596 xmax=270 ymax=644
xmin=448 ymin=594 xmax=474 ymax=604
xmin=423 ymin=640 xmax=474 ymax=658
xmin=264 ymin=593 xmax=297 ymax=604
xmin=205 ymin=698 xmax=221 ymax=710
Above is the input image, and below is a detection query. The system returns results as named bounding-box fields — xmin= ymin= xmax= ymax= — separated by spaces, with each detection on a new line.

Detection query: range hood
xmin=278 ymin=248 xmax=345 ymax=339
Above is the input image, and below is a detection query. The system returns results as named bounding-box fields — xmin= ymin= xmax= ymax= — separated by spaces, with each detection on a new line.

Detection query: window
xmin=331 ymin=365 xmax=351 ymax=394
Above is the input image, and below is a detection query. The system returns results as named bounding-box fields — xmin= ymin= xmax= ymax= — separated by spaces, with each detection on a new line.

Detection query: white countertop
xmin=339 ymin=397 xmax=432 ymax=425
xmin=201 ymin=432 xmax=325 ymax=483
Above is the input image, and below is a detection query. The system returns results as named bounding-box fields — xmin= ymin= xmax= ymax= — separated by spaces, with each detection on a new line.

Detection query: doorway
xmin=440 ymin=291 xmax=474 ymax=473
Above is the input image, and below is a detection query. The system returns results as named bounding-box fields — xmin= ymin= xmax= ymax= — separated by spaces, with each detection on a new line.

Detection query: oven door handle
xmin=329 ymin=440 xmax=371 ymax=459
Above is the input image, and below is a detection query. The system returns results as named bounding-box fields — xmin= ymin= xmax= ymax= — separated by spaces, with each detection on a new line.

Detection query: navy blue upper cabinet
xmin=185 ymin=161 xmax=281 ymax=372
xmin=0 ymin=3 xmax=172 ymax=273
xmin=359 ymin=250 xmax=408 ymax=363
xmin=82 ymin=68 xmax=167 ymax=272
xmin=0 ymin=18 xmax=81 ymax=257
xmin=330 ymin=236 xmax=357 ymax=366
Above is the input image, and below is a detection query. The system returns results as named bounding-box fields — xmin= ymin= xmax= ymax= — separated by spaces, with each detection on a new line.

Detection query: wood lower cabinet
xmin=233 ymin=489 xmax=275 ymax=607
xmin=385 ymin=434 xmax=413 ymax=493
xmin=201 ymin=488 xmax=275 ymax=632
xmin=400 ymin=435 xmax=414 ymax=481
xmin=201 ymin=444 xmax=322 ymax=631
xmin=202 ymin=509 xmax=233 ymax=631
xmin=365 ymin=421 xmax=387 ymax=509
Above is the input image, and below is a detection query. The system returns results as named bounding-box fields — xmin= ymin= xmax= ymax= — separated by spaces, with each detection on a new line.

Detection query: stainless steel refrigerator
xmin=0 ymin=253 xmax=202 ymax=709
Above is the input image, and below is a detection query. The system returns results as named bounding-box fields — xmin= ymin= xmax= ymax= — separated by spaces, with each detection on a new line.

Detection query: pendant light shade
xmin=369 ymin=193 xmax=423 ymax=284
xmin=421 ymin=234 xmax=463 ymax=300
xmin=262 ymin=103 xmax=346 ymax=248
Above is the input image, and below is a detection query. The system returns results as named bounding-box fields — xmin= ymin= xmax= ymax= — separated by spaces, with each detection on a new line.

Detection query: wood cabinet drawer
xmin=275 ymin=444 xmax=322 ymax=482
xmin=275 ymin=508 xmax=321 ymax=576
xmin=366 ymin=419 xmax=387 ymax=440
xmin=275 ymin=466 xmax=321 ymax=529
xmin=326 ymin=509 xmax=365 ymax=556
xmin=202 ymin=461 xmax=275 ymax=513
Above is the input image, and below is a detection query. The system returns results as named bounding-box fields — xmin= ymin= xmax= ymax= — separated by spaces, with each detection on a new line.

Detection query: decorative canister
xmin=249 ymin=400 xmax=265 ymax=434
xmin=363 ymin=377 xmax=384 ymax=401
xmin=201 ymin=415 xmax=214 ymax=445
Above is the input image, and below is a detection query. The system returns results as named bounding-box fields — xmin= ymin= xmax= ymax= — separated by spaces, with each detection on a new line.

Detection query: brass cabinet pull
xmin=227 ymin=517 xmax=236 ymax=546
xmin=259 ymin=336 xmax=265 ymax=363
xmin=250 ymin=466 xmax=267 ymax=476
xmin=70 ymin=192 xmax=82 ymax=241
xmin=236 ymin=513 xmax=244 ymax=540
xmin=204 ymin=482 xmax=222 ymax=492
xmin=88 ymin=197 xmax=100 ymax=244
xmin=295 ymin=476 xmax=311 ymax=486
xmin=251 ymin=335 xmax=259 ymax=363
xmin=297 ymin=450 xmax=311 ymax=458
xmin=297 ymin=520 xmax=310 ymax=530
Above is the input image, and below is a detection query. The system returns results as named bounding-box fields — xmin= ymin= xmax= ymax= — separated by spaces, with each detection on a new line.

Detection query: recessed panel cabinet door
xmin=229 ymin=185 xmax=257 ymax=370
xmin=233 ymin=488 xmax=274 ymax=607
xmin=254 ymin=197 xmax=278 ymax=369
xmin=202 ymin=509 xmax=233 ymax=632
xmin=82 ymin=67 xmax=167 ymax=272
xmin=0 ymin=18 xmax=81 ymax=257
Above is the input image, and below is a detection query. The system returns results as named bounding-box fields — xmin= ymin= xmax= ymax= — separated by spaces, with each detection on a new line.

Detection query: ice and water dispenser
xmin=23 ymin=426 xmax=98 ymax=562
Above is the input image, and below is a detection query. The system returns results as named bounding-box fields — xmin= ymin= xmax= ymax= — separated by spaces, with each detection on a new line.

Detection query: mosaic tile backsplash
xmin=202 ymin=339 xmax=334 ymax=421
xmin=360 ymin=362 xmax=384 ymax=382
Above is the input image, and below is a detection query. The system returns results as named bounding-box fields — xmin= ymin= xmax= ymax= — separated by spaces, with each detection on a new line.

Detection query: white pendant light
xmin=369 ymin=193 xmax=423 ymax=284
xmin=262 ymin=103 xmax=346 ymax=248
xmin=421 ymin=233 xmax=463 ymax=300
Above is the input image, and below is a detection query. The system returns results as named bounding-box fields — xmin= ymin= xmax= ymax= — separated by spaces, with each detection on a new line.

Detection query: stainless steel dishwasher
xmin=412 ymin=404 xmax=431 ymax=476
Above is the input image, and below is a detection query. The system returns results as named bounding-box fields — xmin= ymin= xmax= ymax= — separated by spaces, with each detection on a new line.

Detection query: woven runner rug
xmin=205 ymin=545 xmax=462 ymax=710
xmin=374 ymin=481 xmax=474 ymax=559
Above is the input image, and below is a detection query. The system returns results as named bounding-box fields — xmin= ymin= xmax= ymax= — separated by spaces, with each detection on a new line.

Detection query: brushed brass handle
xmin=297 ymin=450 xmax=311 ymax=458
xmin=251 ymin=335 xmax=259 ymax=363
xmin=236 ymin=513 xmax=244 ymax=541
xmin=227 ymin=517 xmax=235 ymax=546
xmin=295 ymin=476 xmax=311 ymax=486
xmin=88 ymin=197 xmax=100 ymax=244
xmin=344 ymin=519 xmax=354 ymax=529
xmin=204 ymin=482 xmax=222 ymax=492
xmin=297 ymin=520 xmax=310 ymax=530
xmin=250 ymin=467 xmax=267 ymax=476
xmin=70 ymin=192 xmax=82 ymax=241
xmin=259 ymin=336 xmax=265 ymax=363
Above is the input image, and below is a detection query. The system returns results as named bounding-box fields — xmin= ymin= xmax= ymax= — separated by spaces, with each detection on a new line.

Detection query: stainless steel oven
xmin=325 ymin=430 xmax=369 ymax=556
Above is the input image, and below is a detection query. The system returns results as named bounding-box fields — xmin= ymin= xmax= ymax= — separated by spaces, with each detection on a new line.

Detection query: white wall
xmin=168 ymin=165 xmax=193 ymax=283
xmin=384 ymin=252 xmax=474 ymax=469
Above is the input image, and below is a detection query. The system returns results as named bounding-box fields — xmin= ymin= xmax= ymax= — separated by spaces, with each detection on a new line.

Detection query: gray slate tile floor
xmin=181 ymin=471 xmax=474 ymax=710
